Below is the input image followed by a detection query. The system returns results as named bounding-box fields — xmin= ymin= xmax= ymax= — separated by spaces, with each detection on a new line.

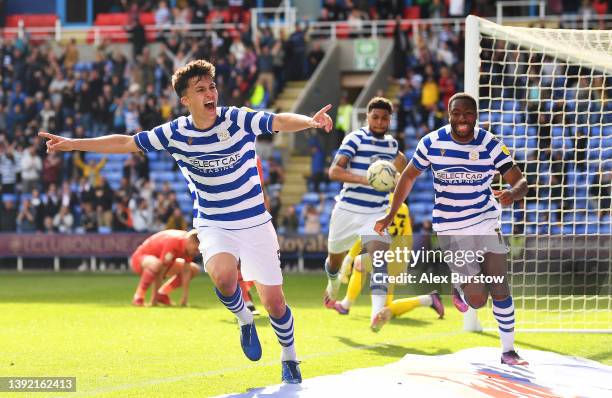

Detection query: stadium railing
xmin=4 ymin=13 xmax=611 ymax=45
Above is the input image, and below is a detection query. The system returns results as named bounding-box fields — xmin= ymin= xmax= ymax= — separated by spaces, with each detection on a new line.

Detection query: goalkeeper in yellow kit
xmin=333 ymin=196 xmax=445 ymax=331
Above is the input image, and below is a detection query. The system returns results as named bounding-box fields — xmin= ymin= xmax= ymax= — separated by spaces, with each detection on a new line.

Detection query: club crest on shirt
xmin=218 ymin=130 xmax=230 ymax=141
xmin=469 ymin=150 xmax=479 ymax=161
xmin=187 ymin=137 xmax=193 ymax=145
xmin=440 ymin=148 xmax=446 ymax=156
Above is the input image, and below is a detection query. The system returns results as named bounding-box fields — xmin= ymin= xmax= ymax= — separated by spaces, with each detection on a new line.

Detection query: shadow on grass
xmin=334 ymin=336 xmax=452 ymax=359
xmin=586 ymin=351 xmax=612 ymax=363
xmin=219 ymin=317 xmax=271 ymax=327
xmin=476 ymin=331 xmax=572 ymax=356
xmin=343 ymin=314 xmax=433 ymax=328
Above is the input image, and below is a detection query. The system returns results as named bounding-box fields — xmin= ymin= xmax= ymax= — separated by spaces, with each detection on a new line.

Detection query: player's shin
xmin=135 ymin=268 xmax=157 ymax=299
xmin=492 ymin=295 xmax=515 ymax=352
xmin=215 ymin=285 xmax=254 ymax=326
xmin=324 ymin=257 xmax=341 ymax=302
xmin=269 ymin=305 xmax=297 ymax=362
xmin=370 ymin=259 xmax=388 ymax=320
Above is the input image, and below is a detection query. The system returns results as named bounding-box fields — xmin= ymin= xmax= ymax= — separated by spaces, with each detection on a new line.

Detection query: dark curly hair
xmin=171 ymin=59 xmax=216 ymax=97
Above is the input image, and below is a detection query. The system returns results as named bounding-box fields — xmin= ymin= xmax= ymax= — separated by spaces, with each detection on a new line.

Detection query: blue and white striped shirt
xmin=335 ymin=128 xmax=399 ymax=213
xmin=412 ymin=125 xmax=514 ymax=233
xmin=133 ymin=106 xmax=275 ymax=230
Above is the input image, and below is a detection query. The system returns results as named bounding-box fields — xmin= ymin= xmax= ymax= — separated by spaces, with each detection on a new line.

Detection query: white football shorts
xmin=197 ymin=221 xmax=282 ymax=285
xmin=327 ymin=206 xmax=391 ymax=254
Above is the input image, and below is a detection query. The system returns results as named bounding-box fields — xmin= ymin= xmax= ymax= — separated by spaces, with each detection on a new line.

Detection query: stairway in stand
xmin=279 ymin=155 xmax=310 ymax=211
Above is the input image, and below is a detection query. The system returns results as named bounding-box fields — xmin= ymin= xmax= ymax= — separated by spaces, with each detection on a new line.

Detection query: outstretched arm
xmin=272 ymin=104 xmax=333 ymax=133
xmin=179 ymin=263 xmax=193 ymax=307
xmin=39 ymin=132 xmax=139 ymax=154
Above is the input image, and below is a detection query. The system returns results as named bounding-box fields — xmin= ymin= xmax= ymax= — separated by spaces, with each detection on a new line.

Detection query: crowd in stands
xmin=319 ymin=0 xmax=609 ymax=21
xmin=301 ymin=2 xmax=610 ymax=235
xmin=0 ymin=0 xmax=334 ymax=233
xmin=1 ymin=1 xmax=610 ymax=236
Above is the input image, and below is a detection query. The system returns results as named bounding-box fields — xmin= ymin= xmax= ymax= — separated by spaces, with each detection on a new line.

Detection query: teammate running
xmin=323 ymin=97 xmax=407 ymax=328
xmin=375 ymin=92 xmax=529 ymax=365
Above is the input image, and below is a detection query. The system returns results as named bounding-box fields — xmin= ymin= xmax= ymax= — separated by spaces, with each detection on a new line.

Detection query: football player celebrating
xmin=375 ymin=93 xmax=529 ymax=365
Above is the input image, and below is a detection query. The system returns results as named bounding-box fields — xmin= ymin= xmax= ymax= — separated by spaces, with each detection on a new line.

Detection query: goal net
xmin=464 ymin=15 xmax=612 ymax=332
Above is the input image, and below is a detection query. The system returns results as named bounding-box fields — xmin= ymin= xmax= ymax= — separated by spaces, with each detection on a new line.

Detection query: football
xmin=366 ymin=160 xmax=398 ymax=192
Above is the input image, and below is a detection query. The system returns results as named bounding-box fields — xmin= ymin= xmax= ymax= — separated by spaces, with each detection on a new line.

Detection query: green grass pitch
xmin=0 ymin=272 xmax=610 ymax=397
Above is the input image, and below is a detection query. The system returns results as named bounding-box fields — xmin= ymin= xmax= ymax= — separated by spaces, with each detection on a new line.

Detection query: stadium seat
xmin=552 ymin=126 xmax=564 ymax=138
xmin=514 ymin=125 xmax=527 ymax=136
xmin=403 ymin=6 xmax=421 ymax=19
xmin=335 ymin=22 xmax=351 ymax=39
xmin=98 ymin=226 xmax=112 ymax=234
xmin=302 ymin=192 xmax=320 ymax=205
xmin=526 ymin=126 xmax=537 ymax=137
xmin=5 ymin=14 xmax=56 ymax=27
xmin=588 ymin=148 xmax=601 ymax=160
xmin=502 ymin=125 xmax=514 ymax=137
xmin=501 ymin=223 xmax=512 ymax=235
xmin=502 ymin=100 xmax=517 ymax=111
xmin=551 ymin=137 xmax=564 ymax=149
xmin=94 ymin=12 xmax=155 ymax=26
xmin=326 ymin=181 xmax=342 ymax=193
xmin=491 ymin=100 xmax=503 ymax=110
xmin=502 ymin=112 xmax=516 ymax=124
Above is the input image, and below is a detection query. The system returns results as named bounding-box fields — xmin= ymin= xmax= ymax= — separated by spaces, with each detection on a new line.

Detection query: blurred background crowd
xmin=0 ymin=0 xmax=609 ymax=235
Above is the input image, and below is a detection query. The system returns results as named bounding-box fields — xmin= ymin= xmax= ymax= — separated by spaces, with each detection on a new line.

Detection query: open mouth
xmin=457 ymin=124 xmax=471 ymax=133
xmin=204 ymin=100 xmax=215 ymax=110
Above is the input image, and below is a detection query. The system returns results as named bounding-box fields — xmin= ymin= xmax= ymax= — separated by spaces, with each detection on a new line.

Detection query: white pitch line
xmin=68 ymin=330 xmax=462 ymax=397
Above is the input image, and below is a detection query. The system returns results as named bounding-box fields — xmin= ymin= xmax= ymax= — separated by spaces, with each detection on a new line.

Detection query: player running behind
xmin=39 ymin=59 xmax=333 ymax=383
xmin=323 ymin=97 xmax=407 ymax=328
xmin=375 ymin=93 xmax=529 ymax=365
xmin=334 ymin=195 xmax=444 ymax=331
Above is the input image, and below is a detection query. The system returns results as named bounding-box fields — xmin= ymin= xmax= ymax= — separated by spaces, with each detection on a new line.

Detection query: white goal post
xmin=464 ymin=15 xmax=612 ymax=333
